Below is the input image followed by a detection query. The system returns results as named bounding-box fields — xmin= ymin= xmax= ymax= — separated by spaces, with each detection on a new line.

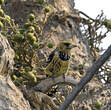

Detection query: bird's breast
xmin=59 ymin=51 xmax=70 ymax=61
xmin=45 ymin=54 xmax=70 ymax=76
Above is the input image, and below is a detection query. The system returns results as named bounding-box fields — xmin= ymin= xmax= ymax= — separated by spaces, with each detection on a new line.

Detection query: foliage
xmin=79 ymin=10 xmax=111 ymax=83
xmin=0 ymin=2 xmax=53 ymax=87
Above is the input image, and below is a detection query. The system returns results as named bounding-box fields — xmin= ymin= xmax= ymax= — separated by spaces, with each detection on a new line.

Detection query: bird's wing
xmin=47 ymin=49 xmax=57 ymax=63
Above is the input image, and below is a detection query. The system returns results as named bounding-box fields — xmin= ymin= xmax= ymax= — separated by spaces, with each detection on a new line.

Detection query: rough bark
xmin=0 ymin=34 xmax=31 ymax=110
xmin=0 ymin=76 xmax=31 ymax=110
xmin=23 ymin=90 xmax=59 ymax=110
xmin=0 ymin=34 xmax=14 ymax=75
xmin=33 ymin=75 xmax=78 ymax=93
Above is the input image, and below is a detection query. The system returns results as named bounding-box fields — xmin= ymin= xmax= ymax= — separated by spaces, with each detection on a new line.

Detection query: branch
xmin=33 ymin=75 xmax=78 ymax=93
xmin=59 ymin=45 xmax=111 ymax=110
xmin=79 ymin=11 xmax=95 ymax=21
xmin=23 ymin=90 xmax=58 ymax=110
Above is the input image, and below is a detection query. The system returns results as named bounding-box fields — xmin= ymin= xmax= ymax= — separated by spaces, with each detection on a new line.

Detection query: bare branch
xmin=33 ymin=75 xmax=78 ymax=93
xmin=59 ymin=45 xmax=111 ymax=110
xmin=79 ymin=11 xmax=95 ymax=21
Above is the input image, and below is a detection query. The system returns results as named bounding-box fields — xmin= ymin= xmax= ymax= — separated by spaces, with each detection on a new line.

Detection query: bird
xmin=45 ymin=40 xmax=77 ymax=78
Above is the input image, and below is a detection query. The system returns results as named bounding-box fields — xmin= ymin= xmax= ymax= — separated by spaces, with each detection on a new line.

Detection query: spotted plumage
xmin=45 ymin=41 xmax=76 ymax=77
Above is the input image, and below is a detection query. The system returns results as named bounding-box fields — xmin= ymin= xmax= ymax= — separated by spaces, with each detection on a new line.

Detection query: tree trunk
xmin=0 ymin=34 xmax=31 ymax=110
xmin=1 ymin=0 xmax=96 ymax=110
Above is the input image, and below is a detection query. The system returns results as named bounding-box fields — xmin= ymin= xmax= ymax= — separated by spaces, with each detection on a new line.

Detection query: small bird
xmin=45 ymin=41 xmax=77 ymax=78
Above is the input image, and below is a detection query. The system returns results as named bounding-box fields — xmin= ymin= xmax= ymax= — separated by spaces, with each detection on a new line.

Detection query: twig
xmin=79 ymin=11 xmax=95 ymax=21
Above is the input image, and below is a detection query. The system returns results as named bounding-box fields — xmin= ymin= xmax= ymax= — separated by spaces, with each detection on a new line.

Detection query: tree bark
xmin=0 ymin=34 xmax=14 ymax=75
xmin=0 ymin=34 xmax=31 ymax=110
xmin=0 ymin=76 xmax=31 ymax=110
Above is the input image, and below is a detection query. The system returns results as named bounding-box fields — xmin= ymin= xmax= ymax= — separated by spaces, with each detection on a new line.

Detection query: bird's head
xmin=57 ymin=41 xmax=77 ymax=53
